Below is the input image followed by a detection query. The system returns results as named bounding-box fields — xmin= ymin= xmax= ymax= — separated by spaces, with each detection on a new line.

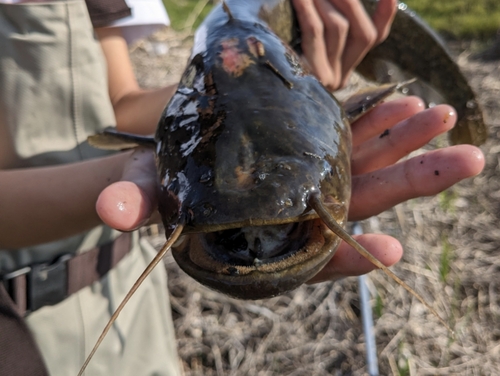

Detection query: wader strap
xmin=0 ymin=284 xmax=49 ymax=376
xmin=2 ymin=232 xmax=132 ymax=316
xmin=67 ymin=232 xmax=132 ymax=294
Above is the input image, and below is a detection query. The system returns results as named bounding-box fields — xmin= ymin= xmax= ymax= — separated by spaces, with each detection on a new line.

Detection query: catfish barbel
xmin=80 ymin=1 xmax=470 ymax=373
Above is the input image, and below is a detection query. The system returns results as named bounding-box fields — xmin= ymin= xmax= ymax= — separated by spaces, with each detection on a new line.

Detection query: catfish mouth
xmin=171 ymin=219 xmax=341 ymax=299
xmin=204 ymin=222 xmax=309 ymax=267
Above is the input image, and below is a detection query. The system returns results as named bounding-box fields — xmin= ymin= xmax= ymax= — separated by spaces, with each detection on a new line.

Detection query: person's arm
xmin=95 ymin=27 xmax=177 ymax=135
xmin=0 ymin=150 xmax=131 ymax=248
xmin=0 ymin=24 xmax=180 ymax=248
xmin=0 ymin=28 xmax=169 ymax=248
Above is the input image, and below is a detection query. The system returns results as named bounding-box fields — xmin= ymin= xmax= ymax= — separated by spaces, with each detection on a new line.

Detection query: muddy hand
xmin=96 ymin=148 xmax=159 ymax=231
xmin=293 ymin=0 xmax=397 ymax=90
xmin=309 ymin=96 xmax=485 ymax=283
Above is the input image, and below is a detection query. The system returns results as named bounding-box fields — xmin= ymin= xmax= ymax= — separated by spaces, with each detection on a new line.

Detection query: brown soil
xmin=131 ymin=28 xmax=500 ymax=375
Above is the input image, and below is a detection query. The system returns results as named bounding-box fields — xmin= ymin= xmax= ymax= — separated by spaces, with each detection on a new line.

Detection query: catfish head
xmin=89 ymin=1 xmax=411 ymax=301
xmin=155 ymin=13 xmax=351 ymax=299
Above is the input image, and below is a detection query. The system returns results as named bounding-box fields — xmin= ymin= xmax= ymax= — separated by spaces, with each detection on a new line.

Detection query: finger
xmin=120 ymin=148 xmax=157 ymax=198
xmin=96 ymin=181 xmax=154 ymax=231
xmin=371 ymin=0 xmax=397 ymax=44
xmin=328 ymin=0 xmax=377 ymax=84
xmin=96 ymin=148 xmax=158 ymax=231
xmin=292 ymin=0 xmax=330 ymax=77
xmin=292 ymin=0 xmax=337 ymax=89
xmin=349 ymin=145 xmax=485 ymax=221
xmin=313 ymin=0 xmax=349 ymax=89
xmin=308 ymin=234 xmax=402 ymax=283
xmin=351 ymin=96 xmax=426 ymax=147
xmin=352 ymin=105 xmax=456 ymax=175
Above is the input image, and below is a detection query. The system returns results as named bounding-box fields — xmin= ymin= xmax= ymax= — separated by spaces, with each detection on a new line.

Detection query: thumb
xmin=96 ymin=149 xmax=158 ymax=231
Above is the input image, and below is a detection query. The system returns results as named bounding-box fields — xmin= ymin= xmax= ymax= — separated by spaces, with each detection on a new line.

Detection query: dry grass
xmin=131 ymin=29 xmax=500 ymax=375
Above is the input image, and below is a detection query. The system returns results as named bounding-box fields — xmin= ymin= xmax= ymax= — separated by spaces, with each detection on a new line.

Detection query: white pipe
xmin=354 ymin=222 xmax=379 ymax=376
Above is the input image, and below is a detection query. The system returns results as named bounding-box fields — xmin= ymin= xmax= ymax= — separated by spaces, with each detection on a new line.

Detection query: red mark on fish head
xmin=219 ymin=38 xmax=254 ymax=77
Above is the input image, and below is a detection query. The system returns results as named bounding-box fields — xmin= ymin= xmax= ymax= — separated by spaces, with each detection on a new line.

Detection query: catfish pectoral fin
xmin=308 ymin=193 xmax=453 ymax=334
xmin=88 ymin=127 xmax=156 ymax=150
xmin=342 ymin=79 xmax=416 ymax=122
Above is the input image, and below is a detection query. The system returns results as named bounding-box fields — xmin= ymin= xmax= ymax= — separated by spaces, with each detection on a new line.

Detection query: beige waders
xmin=0 ymin=2 xmax=181 ymax=375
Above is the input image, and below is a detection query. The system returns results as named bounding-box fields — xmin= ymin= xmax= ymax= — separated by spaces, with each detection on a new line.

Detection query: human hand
xmin=96 ymin=97 xmax=485 ymax=282
xmin=292 ymin=0 xmax=397 ymax=91
xmin=308 ymin=96 xmax=485 ymax=283
xmin=96 ymin=148 xmax=159 ymax=231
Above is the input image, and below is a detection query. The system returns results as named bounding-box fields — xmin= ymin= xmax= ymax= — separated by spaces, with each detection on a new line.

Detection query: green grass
xmin=163 ymin=0 xmax=214 ymax=30
xmin=404 ymin=0 xmax=500 ymax=39
xmin=163 ymin=0 xmax=499 ymax=39
xmin=374 ymin=293 xmax=384 ymax=319
xmin=439 ymin=234 xmax=453 ymax=282
xmin=438 ymin=190 xmax=457 ymax=213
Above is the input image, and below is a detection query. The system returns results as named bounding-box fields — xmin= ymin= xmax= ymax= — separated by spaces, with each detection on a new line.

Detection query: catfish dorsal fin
xmin=222 ymin=1 xmax=234 ymax=20
xmin=88 ymin=128 xmax=156 ymax=151
xmin=308 ymin=193 xmax=454 ymax=334
xmin=77 ymin=224 xmax=184 ymax=376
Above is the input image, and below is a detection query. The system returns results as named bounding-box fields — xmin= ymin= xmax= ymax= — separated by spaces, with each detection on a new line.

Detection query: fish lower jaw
xmin=171 ymin=220 xmax=341 ymax=299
